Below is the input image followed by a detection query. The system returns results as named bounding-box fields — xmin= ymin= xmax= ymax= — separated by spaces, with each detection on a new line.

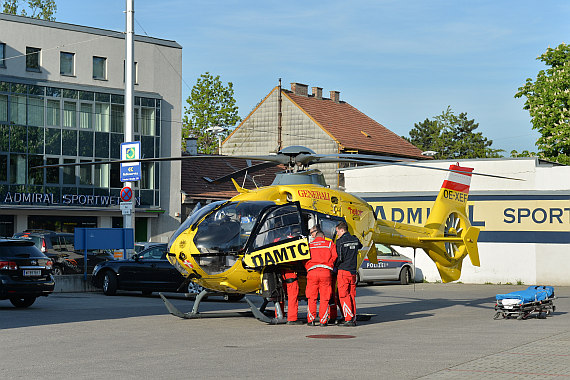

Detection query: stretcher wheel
xmin=493 ymin=311 xmax=503 ymax=320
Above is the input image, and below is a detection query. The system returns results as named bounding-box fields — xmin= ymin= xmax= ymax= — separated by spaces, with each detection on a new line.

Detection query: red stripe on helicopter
xmin=442 ymin=180 xmax=470 ymax=193
xmin=442 ymin=165 xmax=474 ymax=193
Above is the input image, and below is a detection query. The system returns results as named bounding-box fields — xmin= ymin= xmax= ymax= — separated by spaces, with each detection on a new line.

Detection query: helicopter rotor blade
xmin=203 ymin=161 xmax=279 ymax=184
xmin=339 ymin=159 xmax=524 ymax=181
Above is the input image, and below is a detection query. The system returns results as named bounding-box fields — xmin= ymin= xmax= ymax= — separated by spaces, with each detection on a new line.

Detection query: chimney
xmin=330 ymin=90 xmax=340 ymax=103
xmin=312 ymin=87 xmax=322 ymax=100
xmin=185 ymin=136 xmax=198 ymax=155
xmin=290 ymin=82 xmax=308 ymax=96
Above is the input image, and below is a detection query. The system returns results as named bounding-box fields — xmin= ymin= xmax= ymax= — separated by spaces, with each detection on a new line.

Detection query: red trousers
xmin=279 ymin=270 xmax=299 ymax=321
xmin=337 ymin=270 xmax=357 ymax=321
xmin=306 ymin=268 xmax=332 ymax=324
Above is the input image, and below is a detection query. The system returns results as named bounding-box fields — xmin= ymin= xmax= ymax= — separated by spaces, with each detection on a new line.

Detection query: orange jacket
xmin=306 ymin=237 xmax=338 ymax=272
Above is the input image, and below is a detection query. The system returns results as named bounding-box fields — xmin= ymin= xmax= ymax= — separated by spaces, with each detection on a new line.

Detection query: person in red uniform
xmin=335 ymin=221 xmax=362 ymax=326
xmin=281 ymin=267 xmax=302 ymax=324
xmin=273 ymin=228 xmax=303 ymax=325
xmin=305 ymin=225 xmax=337 ymax=326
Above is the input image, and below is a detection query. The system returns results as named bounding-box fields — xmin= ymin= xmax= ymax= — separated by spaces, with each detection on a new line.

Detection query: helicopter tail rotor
xmin=419 ymin=164 xmax=480 ymax=282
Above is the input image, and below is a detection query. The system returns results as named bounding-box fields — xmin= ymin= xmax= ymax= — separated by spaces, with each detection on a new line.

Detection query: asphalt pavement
xmin=1 ymin=283 xmax=568 ymax=379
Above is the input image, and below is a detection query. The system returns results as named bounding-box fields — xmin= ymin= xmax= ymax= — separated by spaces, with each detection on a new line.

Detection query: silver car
xmin=357 ymin=244 xmax=414 ymax=285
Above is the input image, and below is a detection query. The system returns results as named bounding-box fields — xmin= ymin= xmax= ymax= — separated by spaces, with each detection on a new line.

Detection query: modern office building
xmin=0 ymin=13 xmax=182 ymax=242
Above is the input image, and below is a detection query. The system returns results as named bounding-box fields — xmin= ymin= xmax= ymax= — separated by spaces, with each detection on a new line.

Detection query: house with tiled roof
xmin=221 ymin=82 xmax=426 ymax=188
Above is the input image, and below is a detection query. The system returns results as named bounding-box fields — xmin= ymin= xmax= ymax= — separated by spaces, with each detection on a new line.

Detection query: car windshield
xmin=194 ymin=201 xmax=275 ymax=255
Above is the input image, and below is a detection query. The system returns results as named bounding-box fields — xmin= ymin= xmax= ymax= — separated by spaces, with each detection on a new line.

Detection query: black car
xmin=92 ymin=244 xmax=183 ymax=296
xmin=13 ymin=230 xmax=114 ymax=275
xmin=92 ymin=244 xmax=244 ymax=301
xmin=0 ymin=239 xmax=55 ymax=308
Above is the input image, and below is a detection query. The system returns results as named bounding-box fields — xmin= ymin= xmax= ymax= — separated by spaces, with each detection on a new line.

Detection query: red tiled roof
xmin=284 ymin=90 xmax=426 ymax=159
xmin=181 ymin=156 xmax=284 ymax=200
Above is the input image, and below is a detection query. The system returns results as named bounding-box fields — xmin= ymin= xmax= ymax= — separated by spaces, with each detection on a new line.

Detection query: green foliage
xmin=405 ymin=106 xmax=503 ymax=159
xmin=510 ymin=149 xmax=537 ymax=158
xmin=515 ymin=43 xmax=570 ymax=165
xmin=182 ymin=72 xmax=241 ymax=154
xmin=2 ymin=0 xmax=56 ymax=20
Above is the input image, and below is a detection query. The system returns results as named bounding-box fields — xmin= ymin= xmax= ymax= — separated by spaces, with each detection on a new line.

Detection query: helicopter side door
xmin=242 ymin=202 xmax=310 ymax=268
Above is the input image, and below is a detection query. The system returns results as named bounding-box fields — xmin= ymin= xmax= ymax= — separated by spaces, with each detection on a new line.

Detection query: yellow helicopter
xmin=157 ymin=145 xmax=514 ymax=323
xmin=38 ymin=145 xmax=516 ymax=323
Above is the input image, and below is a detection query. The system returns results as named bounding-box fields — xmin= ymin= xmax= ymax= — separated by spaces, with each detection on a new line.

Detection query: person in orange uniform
xmin=335 ymin=221 xmax=362 ymax=326
xmin=281 ymin=267 xmax=302 ymax=324
xmin=305 ymin=225 xmax=337 ymax=326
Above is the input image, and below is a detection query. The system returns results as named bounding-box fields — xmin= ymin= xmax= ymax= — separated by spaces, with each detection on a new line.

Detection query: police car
xmin=357 ymin=244 xmax=414 ymax=285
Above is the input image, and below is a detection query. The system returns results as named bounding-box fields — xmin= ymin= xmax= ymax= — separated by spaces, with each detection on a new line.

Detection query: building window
xmin=93 ymin=56 xmax=107 ymax=80
xmin=26 ymin=47 xmax=41 ymax=72
xmin=0 ymin=43 xmax=5 ymax=67
xmin=60 ymin=52 xmax=74 ymax=76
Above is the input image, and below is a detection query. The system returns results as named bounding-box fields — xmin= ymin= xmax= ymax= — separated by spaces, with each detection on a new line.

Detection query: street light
xmin=205 ymin=126 xmax=228 ymax=154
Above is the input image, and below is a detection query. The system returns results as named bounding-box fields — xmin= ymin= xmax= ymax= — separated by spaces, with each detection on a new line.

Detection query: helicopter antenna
xmin=242 ymin=169 xmax=248 ymax=188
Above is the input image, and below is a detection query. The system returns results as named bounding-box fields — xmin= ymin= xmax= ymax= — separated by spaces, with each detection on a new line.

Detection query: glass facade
xmin=0 ymin=80 xmax=161 ymax=208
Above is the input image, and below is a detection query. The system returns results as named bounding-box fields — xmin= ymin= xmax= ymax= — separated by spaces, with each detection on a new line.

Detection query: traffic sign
xmin=120 ymin=186 xmax=133 ymax=202
xmin=120 ymin=141 xmax=141 ymax=182
xmin=120 ymin=202 xmax=133 ymax=215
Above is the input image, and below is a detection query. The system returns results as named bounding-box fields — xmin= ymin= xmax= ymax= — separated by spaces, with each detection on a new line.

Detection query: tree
xmin=404 ymin=106 xmax=503 ymax=159
xmin=2 ymin=0 xmax=57 ymax=20
xmin=515 ymin=43 xmax=570 ymax=165
xmin=182 ymin=72 xmax=241 ymax=154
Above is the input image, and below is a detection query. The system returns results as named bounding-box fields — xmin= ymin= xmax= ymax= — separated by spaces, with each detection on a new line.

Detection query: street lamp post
xmin=205 ymin=126 xmax=228 ymax=154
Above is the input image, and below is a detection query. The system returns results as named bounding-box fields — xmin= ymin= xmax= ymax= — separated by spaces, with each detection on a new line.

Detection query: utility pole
xmin=123 ymin=0 xmax=136 ymax=247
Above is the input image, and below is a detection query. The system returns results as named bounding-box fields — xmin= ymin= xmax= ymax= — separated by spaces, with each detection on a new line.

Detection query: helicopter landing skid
xmin=159 ymin=291 xmax=253 ymax=319
xmin=243 ymin=297 xmax=287 ymax=324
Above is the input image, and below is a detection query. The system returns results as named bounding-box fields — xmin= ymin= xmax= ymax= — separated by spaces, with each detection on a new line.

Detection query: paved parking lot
xmin=1 ymin=283 xmax=568 ymax=379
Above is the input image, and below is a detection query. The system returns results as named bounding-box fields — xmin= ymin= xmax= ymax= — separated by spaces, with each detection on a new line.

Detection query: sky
xmin=53 ymin=0 xmax=570 ymax=155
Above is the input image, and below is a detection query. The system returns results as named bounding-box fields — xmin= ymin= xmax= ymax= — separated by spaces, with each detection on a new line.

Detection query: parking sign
xmin=120 ymin=141 xmax=141 ymax=182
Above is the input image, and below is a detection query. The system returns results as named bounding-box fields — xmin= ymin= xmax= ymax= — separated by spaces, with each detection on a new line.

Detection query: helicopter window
xmin=167 ymin=200 xmax=227 ymax=251
xmin=193 ymin=201 xmax=274 ymax=275
xmin=194 ymin=201 xmax=274 ymax=253
xmin=251 ymin=204 xmax=303 ymax=249
xmin=303 ymin=212 xmax=344 ymax=241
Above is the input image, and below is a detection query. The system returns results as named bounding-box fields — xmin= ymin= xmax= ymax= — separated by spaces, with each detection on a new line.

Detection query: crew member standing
xmin=335 ymin=221 xmax=362 ymax=326
xmin=305 ymin=226 xmax=337 ymax=326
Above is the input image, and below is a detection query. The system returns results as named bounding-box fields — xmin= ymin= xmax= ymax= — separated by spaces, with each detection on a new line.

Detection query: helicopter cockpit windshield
xmin=193 ymin=201 xmax=275 ymax=274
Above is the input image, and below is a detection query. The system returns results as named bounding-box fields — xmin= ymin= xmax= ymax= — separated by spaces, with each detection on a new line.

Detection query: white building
xmin=342 ymin=158 xmax=570 ymax=285
xmin=0 ymin=13 xmax=182 ymax=242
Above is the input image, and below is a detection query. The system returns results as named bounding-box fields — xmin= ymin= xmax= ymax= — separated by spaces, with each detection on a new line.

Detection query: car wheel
xmin=10 ymin=296 xmax=36 ymax=308
xmin=102 ymin=272 xmax=118 ymax=296
xmin=223 ymin=294 xmax=245 ymax=302
xmin=187 ymin=281 xmax=204 ymax=294
xmin=399 ymin=267 xmax=411 ymax=285
xmin=52 ymin=265 xmax=64 ymax=276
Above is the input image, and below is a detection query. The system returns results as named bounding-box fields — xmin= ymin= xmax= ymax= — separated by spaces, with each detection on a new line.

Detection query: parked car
xmin=0 ymin=238 xmax=55 ymax=308
xmin=134 ymin=241 xmax=167 ymax=254
xmin=92 ymin=244 xmax=243 ymax=301
xmin=13 ymin=230 xmax=114 ymax=275
xmin=357 ymin=244 xmax=414 ymax=285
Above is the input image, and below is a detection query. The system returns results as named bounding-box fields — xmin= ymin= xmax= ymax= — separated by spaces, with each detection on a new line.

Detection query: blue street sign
xmin=120 ymin=141 xmax=141 ymax=182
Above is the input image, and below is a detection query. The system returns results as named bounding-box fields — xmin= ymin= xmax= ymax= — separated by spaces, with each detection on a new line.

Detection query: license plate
xmin=23 ymin=269 xmax=42 ymax=276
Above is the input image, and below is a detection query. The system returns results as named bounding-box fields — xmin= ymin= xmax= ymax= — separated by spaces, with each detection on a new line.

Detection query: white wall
xmin=343 ymin=158 xmax=570 ymax=285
